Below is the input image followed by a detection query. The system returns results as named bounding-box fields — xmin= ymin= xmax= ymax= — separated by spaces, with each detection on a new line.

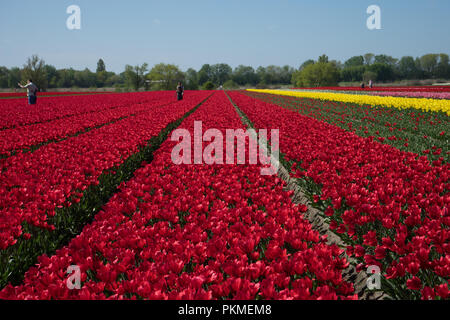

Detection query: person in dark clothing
xmin=176 ymin=82 xmax=184 ymax=101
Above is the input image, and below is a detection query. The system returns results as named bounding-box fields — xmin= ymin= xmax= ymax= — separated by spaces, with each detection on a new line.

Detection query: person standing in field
xmin=176 ymin=82 xmax=184 ymax=101
xmin=18 ymin=79 xmax=38 ymax=105
xmin=369 ymin=80 xmax=373 ymax=88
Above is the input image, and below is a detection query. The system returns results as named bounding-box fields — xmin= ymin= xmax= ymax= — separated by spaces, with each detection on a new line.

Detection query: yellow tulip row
xmin=247 ymin=89 xmax=450 ymax=115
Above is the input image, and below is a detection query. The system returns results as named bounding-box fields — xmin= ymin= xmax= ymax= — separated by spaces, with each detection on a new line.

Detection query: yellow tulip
xmin=247 ymin=89 xmax=450 ymax=115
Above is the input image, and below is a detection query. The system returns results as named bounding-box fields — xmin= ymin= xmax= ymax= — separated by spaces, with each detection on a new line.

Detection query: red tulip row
xmin=0 ymin=91 xmax=176 ymax=130
xmin=228 ymin=91 xmax=449 ymax=300
xmin=0 ymin=91 xmax=356 ymax=300
xmin=0 ymin=92 xmax=114 ymax=98
xmin=0 ymin=96 xmax=176 ymax=156
xmin=0 ymin=92 xmax=210 ymax=250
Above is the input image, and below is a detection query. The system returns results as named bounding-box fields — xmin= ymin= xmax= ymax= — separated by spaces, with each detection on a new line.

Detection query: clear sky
xmin=1 ymin=0 xmax=449 ymax=73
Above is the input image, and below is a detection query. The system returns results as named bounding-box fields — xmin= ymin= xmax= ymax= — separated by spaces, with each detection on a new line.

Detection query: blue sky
xmin=1 ymin=0 xmax=449 ymax=73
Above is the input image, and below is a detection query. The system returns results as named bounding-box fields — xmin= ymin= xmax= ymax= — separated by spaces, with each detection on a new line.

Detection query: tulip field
xmin=0 ymin=88 xmax=448 ymax=300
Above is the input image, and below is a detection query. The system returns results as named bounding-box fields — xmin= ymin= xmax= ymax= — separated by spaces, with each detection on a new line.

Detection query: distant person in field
xmin=176 ymin=82 xmax=184 ymax=101
xmin=360 ymin=82 xmax=365 ymax=89
xmin=369 ymin=80 xmax=373 ymax=88
xmin=18 ymin=79 xmax=38 ymax=105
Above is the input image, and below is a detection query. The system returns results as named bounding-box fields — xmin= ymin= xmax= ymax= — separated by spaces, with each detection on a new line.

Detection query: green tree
xmin=374 ymin=54 xmax=398 ymax=66
xmin=185 ymin=68 xmax=199 ymax=90
xmin=44 ymin=64 xmax=58 ymax=88
xmin=363 ymin=71 xmax=377 ymax=82
xmin=232 ymin=65 xmax=258 ymax=86
xmin=96 ymin=71 xmax=107 ymax=87
xmin=210 ymin=63 xmax=232 ymax=85
xmin=256 ymin=67 xmax=268 ymax=84
xmin=22 ymin=55 xmax=48 ymax=90
xmin=364 ymin=53 xmax=375 ymax=65
xmin=124 ymin=63 xmax=149 ymax=91
xmin=223 ymin=80 xmax=239 ymax=89
xmin=257 ymin=65 xmax=292 ymax=85
xmin=344 ymin=56 xmax=364 ymax=68
xmin=95 ymin=59 xmax=107 ymax=87
xmin=202 ymin=81 xmax=215 ymax=90
xmin=340 ymin=66 xmax=366 ymax=82
xmin=436 ymin=53 xmax=450 ymax=78
xmin=398 ymin=56 xmax=419 ymax=79
xmin=368 ymin=63 xmax=395 ymax=82
xmin=147 ymin=63 xmax=184 ymax=91
xmin=105 ymin=73 xmax=122 ymax=87
xmin=318 ymin=54 xmax=329 ymax=64
xmin=264 ymin=65 xmax=280 ymax=84
xmin=292 ymin=57 xmax=339 ymax=87
xmin=75 ymin=68 xmax=97 ymax=88
xmin=0 ymin=67 xmax=10 ymax=88
xmin=299 ymin=59 xmax=315 ymax=70
xmin=56 ymin=68 xmax=76 ymax=88
xmin=198 ymin=64 xmax=213 ymax=86
xmin=280 ymin=65 xmax=295 ymax=84
xmin=419 ymin=54 xmax=439 ymax=77
xmin=96 ymin=59 xmax=106 ymax=73
xmin=8 ymin=67 xmax=22 ymax=89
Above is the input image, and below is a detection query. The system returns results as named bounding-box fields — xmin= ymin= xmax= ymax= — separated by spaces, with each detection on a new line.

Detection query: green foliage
xmin=364 ymin=53 xmax=375 ymax=66
xmin=198 ymin=64 xmax=213 ymax=86
xmin=398 ymin=56 xmax=420 ymax=79
xmin=96 ymin=59 xmax=106 ymax=73
xmin=340 ymin=65 xmax=366 ymax=82
xmin=74 ymin=68 xmax=97 ymax=88
xmin=318 ymin=54 xmax=329 ymax=64
xmin=1 ymin=51 xmax=450 ymax=90
xmin=185 ymin=68 xmax=199 ymax=90
xmin=292 ymin=56 xmax=339 ymax=87
xmin=223 ymin=80 xmax=239 ymax=89
xmin=124 ymin=63 xmax=149 ymax=91
xmin=202 ymin=81 xmax=215 ymax=90
xmin=232 ymin=65 xmax=258 ymax=86
xmin=21 ymin=55 xmax=48 ymax=90
xmin=198 ymin=64 xmax=233 ymax=86
xmin=257 ymin=65 xmax=294 ymax=85
xmin=147 ymin=63 xmax=184 ymax=91
xmin=374 ymin=54 xmax=398 ymax=66
xmin=114 ymin=84 xmax=123 ymax=92
xmin=0 ymin=67 xmax=8 ymax=88
xmin=367 ymin=63 xmax=395 ymax=82
xmin=344 ymin=56 xmax=364 ymax=68
xmin=362 ymin=71 xmax=377 ymax=82
xmin=255 ymin=82 xmax=269 ymax=89
xmin=299 ymin=60 xmax=315 ymax=70
xmin=210 ymin=64 xmax=233 ymax=85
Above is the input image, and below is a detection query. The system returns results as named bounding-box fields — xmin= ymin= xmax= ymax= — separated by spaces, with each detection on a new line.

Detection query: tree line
xmin=1 ymin=53 xmax=449 ymax=91
xmin=292 ymin=53 xmax=450 ymax=87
